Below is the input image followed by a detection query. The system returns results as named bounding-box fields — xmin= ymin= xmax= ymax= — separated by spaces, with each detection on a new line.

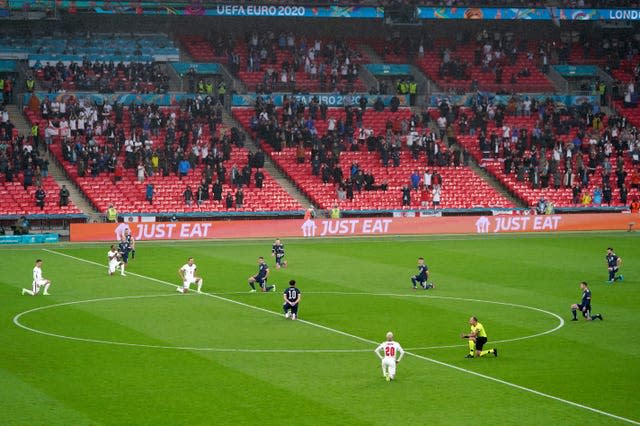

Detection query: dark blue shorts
xmin=284 ymin=303 xmax=299 ymax=314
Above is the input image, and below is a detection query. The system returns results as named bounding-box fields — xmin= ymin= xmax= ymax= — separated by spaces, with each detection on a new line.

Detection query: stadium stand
xmin=440 ymin=99 xmax=640 ymax=208
xmin=23 ymin=101 xmax=302 ymax=214
xmin=415 ymin=37 xmax=554 ymax=93
xmin=233 ymin=105 xmax=514 ymax=210
xmin=0 ymin=105 xmax=82 ymax=215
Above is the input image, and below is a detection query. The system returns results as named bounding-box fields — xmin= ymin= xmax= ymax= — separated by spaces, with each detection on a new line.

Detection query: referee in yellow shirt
xmin=461 ymin=316 xmax=497 ymax=358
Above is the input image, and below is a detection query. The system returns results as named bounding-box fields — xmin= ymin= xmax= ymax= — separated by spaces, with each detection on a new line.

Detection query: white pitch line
xmin=301 ymin=291 xmax=565 ymax=350
xmin=40 ymin=249 xmax=639 ymax=425
xmin=13 ymin=294 xmax=372 ymax=354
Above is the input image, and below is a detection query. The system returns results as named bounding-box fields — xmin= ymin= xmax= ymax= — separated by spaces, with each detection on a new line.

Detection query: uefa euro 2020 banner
xmin=70 ymin=213 xmax=636 ymax=242
xmin=3 ymin=2 xmax=640 ymax=21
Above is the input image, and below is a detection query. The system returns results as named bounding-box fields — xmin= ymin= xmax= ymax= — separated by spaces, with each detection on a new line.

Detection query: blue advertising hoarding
xmin=364 ymin=64 xmax=412 ymax=76
xmin=232 ymin=93 xmax=409 ymax=107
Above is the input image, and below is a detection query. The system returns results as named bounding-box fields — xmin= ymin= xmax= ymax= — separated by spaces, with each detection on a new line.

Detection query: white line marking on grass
xmin=303 ymin=291 xmax=565 ymax=350
xmin=13 ymin=294 xmax=372 ymax=354
xmin=40 ymin=249 xmax=639 ymax=425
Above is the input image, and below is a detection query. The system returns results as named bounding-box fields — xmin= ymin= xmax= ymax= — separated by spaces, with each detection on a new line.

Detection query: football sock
xmin=411 ymin=278 xmax=417 ymax=287
xmin=249 ymin=282 xmax=256 ymax=290
xmin=120 ymin=264 xmax=125 ymax=275
xmin=131 ymin=250 xmax=135 ymax=259
xmin=43 ymin=283 xmax=50 ymax=295
xmin=479 ymin=349 xmax=493 ymax=357
xmin=22 ymin=288 xmax=34 ymax=296
xmin=468 ymin=340 xmax=475 ymax=355
xmin=266 ymin=285 xmax=274 ymax=292
xmin=197 ymin=279 xmax=203 ymax=292
xmin=571 ymin=309 xmax=577 ymax=320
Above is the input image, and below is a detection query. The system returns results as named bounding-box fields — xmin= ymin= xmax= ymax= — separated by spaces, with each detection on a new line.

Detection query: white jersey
xmin=108 ymin=250 xmax=119 ymax=264
xmin=33 ymin=266 xmax=42 ymax=282
xmin=376 ymin=341 xmax=404 ymax=361
xmin=180 ymin=264 xmax=197 ymax=281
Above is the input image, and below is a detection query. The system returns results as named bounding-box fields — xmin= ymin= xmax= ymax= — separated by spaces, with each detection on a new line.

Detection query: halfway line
xmin=42 ymin=249 xmax=639 ymax=425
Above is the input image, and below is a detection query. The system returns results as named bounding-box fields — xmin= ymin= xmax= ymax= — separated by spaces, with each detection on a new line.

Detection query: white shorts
xmin=109 ymin=260 xmax=120 ymax=274
xmin=183 ymin=278 xmax=199 ymax=288
xmin=381 ymin=358 xmax=396 ymax=376
xmin=33 ymin=279 xmax=47 ymax=292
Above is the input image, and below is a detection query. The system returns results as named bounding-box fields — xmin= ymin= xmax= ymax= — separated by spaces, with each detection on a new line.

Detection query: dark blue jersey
xmin=272 ymin=243 xmax=285 ymax=256
xmin=417 ymin=264 xmax=428 ymax=280
xmin=606 ymin=253 xmax=619 ymax=268
xmin=118 ymin=240 xmax=131 ymax=254
xmin=257 ymin=262 xmax=269 ymax=279
xmin=581 ymin=289 xmax=592 ymax=307
xmin=126 ymin=234 xmax=134 ymax=246
xmin=284 ymin=286 xmax=301 ymax=303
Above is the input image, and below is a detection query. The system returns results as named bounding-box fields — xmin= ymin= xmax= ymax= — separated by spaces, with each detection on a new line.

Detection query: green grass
xmin=1 ymin=233 xmax=639 ymax=425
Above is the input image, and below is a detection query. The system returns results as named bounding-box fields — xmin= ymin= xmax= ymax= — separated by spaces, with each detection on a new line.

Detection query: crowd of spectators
xmin=447 ymin=94 xmax=640 ymax=207
xmin=247 ymin=93 xmax=472 ymax=206
xmin=0 ymin=103 xmax=55 ymax=209
xmin=237 ymin=31 xmax=363 ymax=93
xmin=32 ymin=60 xmax=170 ymax=94
xmin=37 ymin=94 xmax=269 ymax=209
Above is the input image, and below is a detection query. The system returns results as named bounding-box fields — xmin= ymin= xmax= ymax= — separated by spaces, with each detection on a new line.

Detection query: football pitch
xmin=1 ymin=232 xmax=638 ymax=425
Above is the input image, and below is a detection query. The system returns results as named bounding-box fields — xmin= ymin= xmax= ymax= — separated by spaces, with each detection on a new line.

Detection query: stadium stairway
xmin=360 ymin=44 xmax=384 ymax=64
xmin=45 ymin=153 xmax=104 ymax=222
xmin=8 ymin=104 xmax=103 ymax=222
xmin=221 ymin=111 xmax=318 ymax=213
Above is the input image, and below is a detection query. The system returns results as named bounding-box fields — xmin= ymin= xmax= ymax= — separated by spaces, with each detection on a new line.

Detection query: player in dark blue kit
xmin=118 ymin=236 xmax=131 ymax=276
xmin=283 ymin=279 xmax=301 ymax=320
xmin=271 ymin=238 xmax=287 ymax=268
xmin=571 ymin=281 xmax=603 ymax=321
xmin=125 ymin=228 xmax=136 ymax=260
xmin=411 ymin=257 xmax=434 ymax=290
xmin=248 ymin=256 xmax=276 ymax=292
xmin=606 ymin=247 xmax=623 ymax=283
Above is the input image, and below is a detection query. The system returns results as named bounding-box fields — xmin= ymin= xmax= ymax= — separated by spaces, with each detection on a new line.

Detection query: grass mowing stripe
xmin=42 ymin=248 xmax=640 ymax=425
xmin=13 ymin=294 xmax=372 ymax=353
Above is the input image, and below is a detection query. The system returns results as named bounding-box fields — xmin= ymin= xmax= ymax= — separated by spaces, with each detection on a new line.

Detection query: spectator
xmin=630 ymin=197 xmax=640 ymax=213
xmin=59 ymin=185 xmax=70 ymax=207
xmin=212 ymin=180 xmax=222 ymax=201
xmin=34 ymin=185 xmax=46 ymax=210
xmin=581 ymin=192 xmax=592 ymax=206
xmin=410 ymin=170 xmax=420 ymax=191
xmin=620 ymin=184 xmax=628 ymax=206
xmin=592 ymin=187 xmax=602 ymax=206
xmin=225 ymin=191 xmax=234 ymax=209
xmin=184 ymin=185 xmax=193 ymax=206
xmin=145 ymin=183 xmax=154 ymax=205
xmin=401 ymin=185 xmax=411 ymax=206
xmin=254 ymin=169 xmax=264 ymax=188
xmin=178 ymin=158 xmax=191 ymax=180
xmin=137 ymin=162 xmax=146 ymax=183
xmin=235 ymin=188 xmax=244 ymax=208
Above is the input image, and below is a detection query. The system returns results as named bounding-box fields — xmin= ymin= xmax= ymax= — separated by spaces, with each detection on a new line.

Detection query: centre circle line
xmin=13 ymin=291 xmax=562 ymax=353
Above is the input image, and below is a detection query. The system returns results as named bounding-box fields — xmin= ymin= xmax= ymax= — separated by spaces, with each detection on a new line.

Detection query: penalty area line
xmin=42 ymin=249 xmax=639 ymax=425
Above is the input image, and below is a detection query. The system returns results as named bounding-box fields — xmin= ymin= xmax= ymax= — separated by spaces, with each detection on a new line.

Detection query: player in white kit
xmin=177 ymin=257 xmax=203 ymax=293
xmin=107 ymin=245 xmax=123 ymax=276
xmin=22 ymin=259 xmax=52 ymax=296
xmin=374 ymin=331 xmax=405 ymax=381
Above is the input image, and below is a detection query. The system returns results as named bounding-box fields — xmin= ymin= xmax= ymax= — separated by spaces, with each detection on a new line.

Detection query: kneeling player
xmin=571 ymin=281 xmax=603 ymax=321
xmin=374 ymin=332 xmax=405 ymax=381
xmin=177 ymin=257 xmax=203 ymax=294
xmin=271 ymin=238 xmax=287 ymax=268
xmin=283 ymin=279 xmax=301 ymax=320
xmin=22 ymin=259 xmax=51 ymax=296
xmin=248 ymin=256 xmax=275 ymax=292
xmin=107 ymin=245 xmax=123 ymax=276
xmin=410 ymin=257 xmax=434 ymax=290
